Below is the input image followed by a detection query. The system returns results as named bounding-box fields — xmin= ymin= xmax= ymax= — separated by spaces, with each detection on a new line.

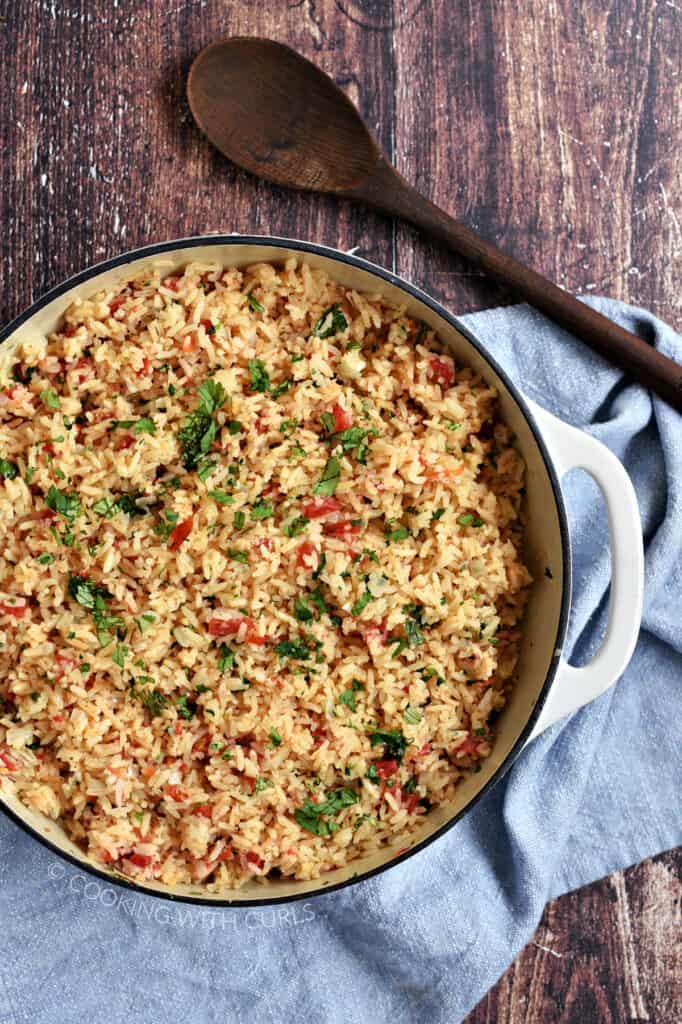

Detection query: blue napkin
xmin=0 ymin=297 xmax=679 ymax=1024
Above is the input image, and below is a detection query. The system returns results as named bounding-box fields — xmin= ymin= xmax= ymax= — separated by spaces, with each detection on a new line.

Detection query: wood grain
xmin=465 ymin=849 xmax=682 ymax=1024
xmin=0 ymin=1 xmax=680 ymax=1021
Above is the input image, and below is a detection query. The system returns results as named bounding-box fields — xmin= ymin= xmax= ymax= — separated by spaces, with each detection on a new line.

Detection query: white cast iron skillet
xmin=0 ymin=236 xmax=644 ymax=906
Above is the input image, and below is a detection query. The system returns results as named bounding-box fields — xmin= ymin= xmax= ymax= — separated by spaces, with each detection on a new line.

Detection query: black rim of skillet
xmin=0 ymin=235 xmax=572 ymax=907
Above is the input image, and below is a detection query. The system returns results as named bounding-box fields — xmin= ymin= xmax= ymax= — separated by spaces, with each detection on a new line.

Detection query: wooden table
xmin=0 ymin=2 xmax=680 ymax=1020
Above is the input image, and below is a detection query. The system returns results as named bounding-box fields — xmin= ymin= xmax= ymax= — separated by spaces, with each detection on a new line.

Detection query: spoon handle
xmin=350 ymin=158 xmax=682 ymax=412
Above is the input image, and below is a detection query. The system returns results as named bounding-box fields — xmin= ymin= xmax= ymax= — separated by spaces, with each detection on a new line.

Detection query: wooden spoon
xmin=187 ymin=36 xmax=682 ymax=412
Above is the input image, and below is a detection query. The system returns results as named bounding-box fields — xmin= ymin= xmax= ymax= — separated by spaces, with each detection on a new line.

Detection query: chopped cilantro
xmin=404 ymin=706 xmax=422 ymax=725
xmin=294 ymin=787 xmax=358 ymax=835
xmin=227 ymin=419 xmax=242 ymax=435
xmin=136 ymin=613 xmax=156 ymax=634
xmin=253 ymin=776 xmax=272 ymax=792
xmin=45 ymin=485 xmax=80 ymax=524
xmin=246 ymin=292 xmax=265 ymax=314
xmin=369 ymin=729 xmax=409 ymax=762
xmin=385 ymin=524 xmax=410 ymax=543
xmin=112 ymin=643 xmax=128 ymax=669
xmin=312 ymin=456 xmax=340 ymax=497
xmin=351 ymin=590 xmax=372 ymax=617
xmin=176 ymin=694 xmax=197 ymax=720
xmin=275 ymin=639 xmax=310 ymax=661
xmin=248 ymin=359 xmax=270 ymax=392
xmin=0 ymin=459 xmax=19 ymax=480
xmin=338 ymin=679 xmax=364 ymax=712
xmin=40 ymin=389 xmax=60 ymax=410
xmin=432 ymin=508 xmax=446 ymax=521
xmin=311 ymin=304 xmax=348 ymax=339
xmin=37 ymin=552 xmax=55 ymax=565
xmin=218 ymin=643 xmax=236 ymax=673
xmin=227 ymin=548 xmax=248 ymax=564
xmin=282 ymin=515 xmax=309 ymax=538
xmin=267 ymin=728 xmax=282 ymax=748
xmin=208 ymin=490 xmax=235 ymax=505
xmin=271 ymin=379 xmax=293 ymax=400
xmin=233 ymin=510 xmax=246 ymax=530
xmin=196 ymin=459 xmax=217 ymax=482
xmin=279 ymin=419 xmax=298 ymax=437
xmin=250 ymin=499 xmax=273 ymax=521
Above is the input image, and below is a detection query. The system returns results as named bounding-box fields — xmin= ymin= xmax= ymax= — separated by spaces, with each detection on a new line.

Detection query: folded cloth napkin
xmin=0 ymin=297 xmax=679 ymax=1024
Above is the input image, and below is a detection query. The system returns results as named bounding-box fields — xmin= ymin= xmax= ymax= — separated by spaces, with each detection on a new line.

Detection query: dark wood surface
xmin=0 ymin=1 xmax=679 ymax=1021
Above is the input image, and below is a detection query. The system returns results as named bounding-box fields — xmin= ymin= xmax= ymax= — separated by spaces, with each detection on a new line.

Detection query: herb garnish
xmin=312 ymin=456 xmax=341 ymax=497
xmin=248 ymin=359 xmax=270 ymax=392
xmin=369 ymin=729 xmax=409 ymax=762
xmin=45 ymin=485 xmax=80 ymax=524
xmin=339 ymin=679 xmax=364 ymax=712
xmin=177 ymin=379 xmax=227 ymax=470
xmin=311 ymin=304 xmax=348 ymax=339
xmin=294 ymin=788 xmax=358 ymax=836
xmin=0 ymin=459 xmax=19 ymax=480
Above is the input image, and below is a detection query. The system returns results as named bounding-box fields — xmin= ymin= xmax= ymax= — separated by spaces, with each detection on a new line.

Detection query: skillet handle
xmin=524 ymin=400 xmax=644 ymax=741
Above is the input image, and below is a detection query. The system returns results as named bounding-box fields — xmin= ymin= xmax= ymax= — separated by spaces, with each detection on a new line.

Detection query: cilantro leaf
xmin=312 ymin=456 xmax=340 ymax=497
xmin=248 ymin=359 xmax=270 ymax=392
xmin=311 ymin=304 xmax=348 ymax=339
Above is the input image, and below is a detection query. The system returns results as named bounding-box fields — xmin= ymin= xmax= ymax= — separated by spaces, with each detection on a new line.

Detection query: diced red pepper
xmin=162 ymin=275 xmax=180 ymax=292
xmin=376 ymin=759 xmax=398 ymax=779
xmin=0 ymin=749 xmax=19 ymax=772
xmin=428 ymin=356 xmax=455 ymax=389
xmin=0 ymin=601 xmax=28 ymax=618
xmin=109 ymin=295 xmax=127 ymax=314
xmin=456 ymin=734 xmax=481 ymax=757
xmin=404 ymin=792 xmax=420 ymax=813
xmin=115 ymin=433 xmax=136 ymax=451
xmin=168 ymin=516 xmax=193 ymax=551
xmin=194 ymin=804 xmax=212 ymax=818
xmin=296 ymin=541 xmax=318 ymax=568
xmin=128 ymin=852 xmax=153 ymax=868
xmin=56 ymin=653 xmax=78 ymax=674
xmin=42 ymin=442 xmax=56 ymax=457
xmin=217 ymin=847 xmax=234 ymax=862
xmin=302 ymin=497 xmax=343 ymax=518
xmin=323 ymin=519 xmax=362 ymax=538
xmin=331 ymin=403 xmax=353 ymax=432
xmin=164 ymin=784 xmax=187 ymax=802
xmin=207 ymin=615 xmax=265 ymax=645
xmin=137 ymin=356 xmax=152 ymax=378
xmin=246 ymin=851 xmax=264 ymax=869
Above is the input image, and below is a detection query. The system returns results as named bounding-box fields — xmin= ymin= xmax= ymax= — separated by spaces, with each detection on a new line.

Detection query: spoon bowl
xmin=187 ymin=37 xmax=380 ymax=193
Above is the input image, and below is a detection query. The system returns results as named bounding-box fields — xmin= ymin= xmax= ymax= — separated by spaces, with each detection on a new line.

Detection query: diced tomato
xmin=194 ymin=804 xmax=212 ymax=818
xmin=376 ymin=759 xmax=398 ymax=779
xmin=261 ymin=481 xmax=280 ymax=499
xmin=164 ymin=784 xmax=187 ymax=802
xmin=115 ymin=433 xmax=135 ymax=451
xmin=0 ymin=600 xmax=28 ymax=618
xmin=109 ymin=295 xmax=127 ymax=314
xmin=417 ymin=742 xmax=431 ymax=758
xmin=246 ymin=851 xmax=264 ymax=869
xmin=296 ymin=541 xmax=318 ymax=569
xmin=42 ymin=442 xmax=56 ymax=457
xmin=456 ymin=734 xmax=481 ymax=757
xmin=128 ymin=852 xmax=153 ymax=868
xmin=404 ymin=792 xmax=420 ymax=813
xmin=0 ymin=749 xmax=19 ymax=772
xmin=217 ymin=847 xmax=234 ymax=862
xmin=302 ymin=497 xmax=343 ymax=518
xmin=365 ymin=623 xmax=389 ymax=646
xmin=62 ymin=325 xmax=79 ymax=338
xmin=56 ymin=654 xmax=77 ymax=674
xmin=181 ymin=332 xmax=199 ymax=353
xmin=207 ymin=615 xmax=265 ymax=645
xmin=137 ymin=356 xmax=152 ymax=378
xmin=428 ymin=356 xmax=455 ymax=389
xmin=52 ymin=713 xmax=65 ymax=725
xmin=168 ymin=516 xmax=193 ymax=551
xmin=254 ymin=415 xmax=268 ymax=434
xmin=99 ymin=849 xmax=114 ymax=864
xmin=331 ymin=402 xmax=353 ymax=432
xmin=142 ymin=764 xmax=156 ymax=780
xmin=163 ymin=275 xmax=180 ymax=292
xmin=323 ymin=519 xmax=362 ymax=538
xmin=200 ymin=319 xmax=213 ymax=332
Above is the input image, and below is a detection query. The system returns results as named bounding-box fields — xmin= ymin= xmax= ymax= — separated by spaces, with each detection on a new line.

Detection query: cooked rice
xmin=0 ymin=258 xmax=531 ymax=888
